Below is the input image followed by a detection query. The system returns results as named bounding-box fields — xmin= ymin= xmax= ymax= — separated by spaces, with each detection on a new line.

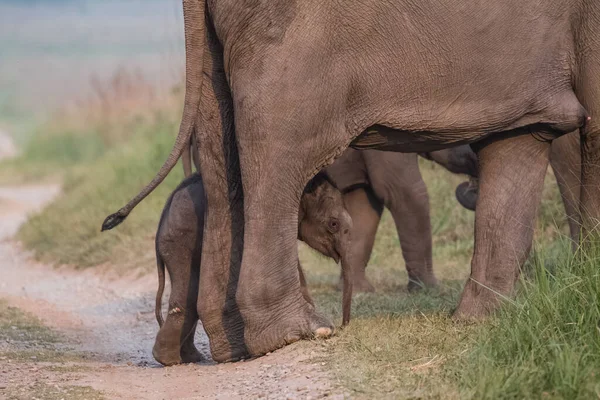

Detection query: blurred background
xmin=1 ymin=0 xmax=184 ymax=142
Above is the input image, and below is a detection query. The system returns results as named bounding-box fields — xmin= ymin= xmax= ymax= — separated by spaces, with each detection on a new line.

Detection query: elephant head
xmin=298 ymin=172 xmax=354 ymax=325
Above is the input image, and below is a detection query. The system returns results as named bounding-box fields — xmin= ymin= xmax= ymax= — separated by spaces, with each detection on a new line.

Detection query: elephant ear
xmin=455 ymin=180 xmax=478 ymax=211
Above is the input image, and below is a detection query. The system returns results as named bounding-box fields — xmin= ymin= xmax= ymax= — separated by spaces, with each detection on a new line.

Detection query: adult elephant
xmin=441 ymin=132 xmax=583 ymax=244
xmin=104 ymin=0 xmax=599 ymax=362
xmin=325 ymin=145 xmax=478 ymax=293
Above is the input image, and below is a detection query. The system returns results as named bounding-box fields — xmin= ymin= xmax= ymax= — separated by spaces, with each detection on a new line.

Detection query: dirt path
xmin=0 ymin=185 xmax=344 ymax=399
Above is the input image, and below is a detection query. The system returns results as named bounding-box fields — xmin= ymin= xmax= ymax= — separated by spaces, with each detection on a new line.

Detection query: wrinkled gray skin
xmin=325 ymin=145 xmax=477 ymax=293
xmin=436 ymin=132 xmax=583 ymax=245
xmin=153 ymin=172 xmax=353 ymax=366
xmin=182 ymin=137 xmax=475 ymax=294
xmin=104 ymin=0 xmax=600 ymax=362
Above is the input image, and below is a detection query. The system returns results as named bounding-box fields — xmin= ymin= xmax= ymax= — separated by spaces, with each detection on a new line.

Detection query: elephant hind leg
xmin=152 ymin=251 xmax=203 ymax=365
xmin=455 ymin=131 xmax=551 ymax=318
xmin=153 ymin=205 xmax=203 ymax=366
xmin=574 ymin=20 xmax=600 ymax=236
xmin=364 ymin=151 xmax=437 ymax=292
xmin=231 ymin=85 xmax=357 ymax=354
xmin=153 ymin=309 xmax=202 ymax=366
xmin=550 ymin=132 xmax=581 ymax=246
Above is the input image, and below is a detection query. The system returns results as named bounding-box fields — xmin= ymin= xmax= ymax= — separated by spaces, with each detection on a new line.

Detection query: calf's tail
xmin=155 ymin=254 xmax=166 ymax=327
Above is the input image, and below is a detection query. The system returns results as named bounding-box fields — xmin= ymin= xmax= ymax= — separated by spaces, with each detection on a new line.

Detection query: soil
xmin=0 ymin=184 xmax=345 ymax=399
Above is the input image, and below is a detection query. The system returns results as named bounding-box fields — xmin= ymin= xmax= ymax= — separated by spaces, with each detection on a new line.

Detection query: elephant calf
xmin=153 ymin=172 xmax=353 ymax=366
xmin=325 ymin=145 xmax=478 ymax=293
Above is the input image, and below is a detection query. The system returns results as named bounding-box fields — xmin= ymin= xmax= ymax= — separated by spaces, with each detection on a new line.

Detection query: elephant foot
xmin=310 ymin=312 xmax=336 ymax=339
xmin=153 ymin=320 xmax=203 ymax=366
xmin=455 ymin=179 xmax=478 ymax=211
xmin=180 ymin=344 xmax=204 ymax=364
xmin=452 ymin=279 xmax=499 ymax=320
xmin=213 ymin=306 xmax=334 ymax=362
xmin=407 ymin=275 xmax=438 ymax=293
xmin=278 ymin=309 xmax=335 ymax=346
xmin=152 ymin=338 xmax=203 ymax=366
xmin=180 ymin=339 xmax=203 ymax=364
xmin=152 ymin=338 xmax=183 ymax=366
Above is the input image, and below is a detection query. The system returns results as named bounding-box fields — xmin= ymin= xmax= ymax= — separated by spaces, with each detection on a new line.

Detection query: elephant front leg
xmin=575 ymin=46 xmax=600 ymax=239
xmin=235 ymin=165 xmax=335 ymax=356
xmin=455 ymin=132 xmax=551 ymax=318
xmin=340 ymin=188 xmax=383 ymax=293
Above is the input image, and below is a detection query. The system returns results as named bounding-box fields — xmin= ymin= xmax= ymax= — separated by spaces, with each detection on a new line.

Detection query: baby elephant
xmin=153 ymin=172 xmax=353 ymax=366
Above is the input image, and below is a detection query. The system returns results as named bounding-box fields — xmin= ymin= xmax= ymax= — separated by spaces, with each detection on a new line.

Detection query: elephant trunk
xmin=340 ymin=253 xmax=354 ymax=326
xmin=337 ymin=215 xmax=354 ymax=326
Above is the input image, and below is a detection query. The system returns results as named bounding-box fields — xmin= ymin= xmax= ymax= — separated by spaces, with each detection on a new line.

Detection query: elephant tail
xmin=101 ymin=0 xmax=207 ymax=231
xmin=182 ymin=139 xmax=194 ymax=178
xmin=155 ymin=252 xmax=166 ymax=328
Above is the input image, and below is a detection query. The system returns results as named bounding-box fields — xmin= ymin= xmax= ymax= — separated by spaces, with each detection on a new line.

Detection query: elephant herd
xmin=103 ymin=0 xmax=599 ymax=364
xmin=151 ymin=144 xmax=477 ymax=365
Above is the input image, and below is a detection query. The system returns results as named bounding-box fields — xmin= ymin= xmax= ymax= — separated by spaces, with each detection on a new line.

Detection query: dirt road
xmin=0 ymin=184 xmax=344 ymax=399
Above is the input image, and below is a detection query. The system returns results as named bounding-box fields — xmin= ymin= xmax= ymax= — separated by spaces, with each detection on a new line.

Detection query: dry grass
xmin=53 ymin=67 xmax=183 ymax=147
xmin=299 ymin=160 xmax=571 ymax=398
xmin=0 ymin=68 xmax=183 ymax=185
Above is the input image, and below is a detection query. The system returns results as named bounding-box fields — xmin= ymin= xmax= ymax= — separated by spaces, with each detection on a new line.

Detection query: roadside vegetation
xmin=5 ymin=65 xmax=597 ymax=398
xmin=0 ymin=300 xmax=105 ymax=399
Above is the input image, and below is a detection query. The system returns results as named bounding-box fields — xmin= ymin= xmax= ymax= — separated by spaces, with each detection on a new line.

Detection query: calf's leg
xmin=153 ymin=257 xmax=202 ymax=366
xmin=340 ymin=188 xmax=383 ymax=292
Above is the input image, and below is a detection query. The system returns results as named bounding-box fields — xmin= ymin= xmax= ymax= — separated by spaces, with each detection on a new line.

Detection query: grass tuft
xmin=16 ymin=119 xmax=183 ymax=270
xmin=461 ymin=236 xmax=600 ymax=399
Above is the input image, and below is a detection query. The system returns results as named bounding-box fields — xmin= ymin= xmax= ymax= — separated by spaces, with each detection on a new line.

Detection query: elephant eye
xmin=327 ymin=218 xmax=340 ymax=233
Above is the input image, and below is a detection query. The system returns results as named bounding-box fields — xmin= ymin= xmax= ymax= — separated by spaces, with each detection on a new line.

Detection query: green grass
xmin=461 ymin=238 xmax=600 ymax=399
xmin=296 ymin=157 xmax=580 ymax=398
xmin=16 ymin=116 xmax=183 ymax=271
xmin=304 ymin=235 xmax=600 ymax=399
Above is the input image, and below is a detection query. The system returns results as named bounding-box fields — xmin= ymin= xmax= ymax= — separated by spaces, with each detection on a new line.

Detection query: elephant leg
xmin=454 ymin=132 xmax=551 ymax=318
xmin=234 ymin=145 xmax=336 ymax=355
xmin=298 ymin=259 xmax=315 ymax=307
xmin=152 ymin=257 xmax=202 ymax=366
xmin=229 ymin=81 xmax=353 ymax=356
xmin=364 ymin=151 xmax=436 ymax=292
xmin=339 ymin=187 xmax=383 ymax=293
xmin=549 ymin=132 xmax=581 ymax=245
xmin=195 ymin=34 xmax=247 ymax=362
xmin=574 ymin=42 xmax=600 ymax=236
